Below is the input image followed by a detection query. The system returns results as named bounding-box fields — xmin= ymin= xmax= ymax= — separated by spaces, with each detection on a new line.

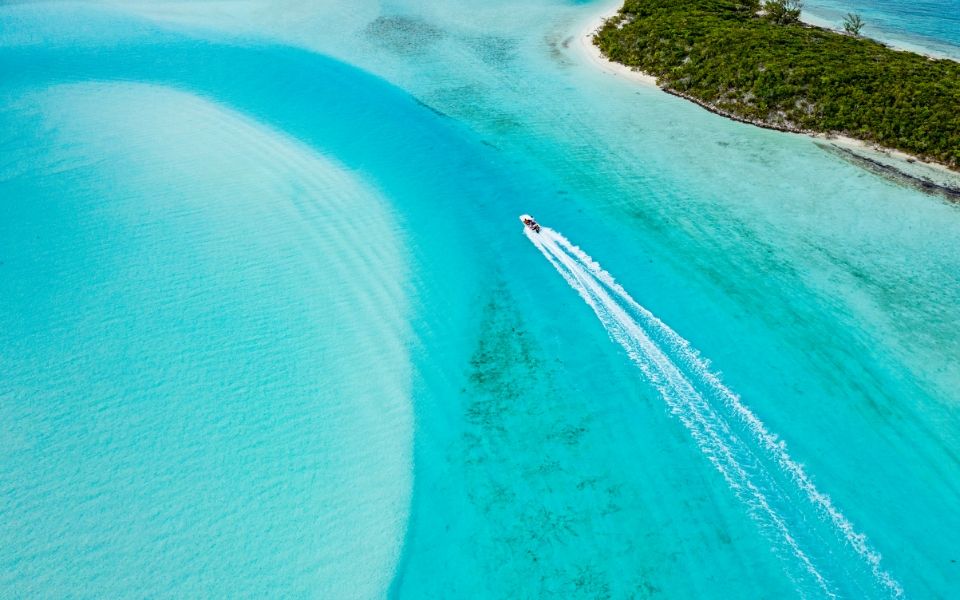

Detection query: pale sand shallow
xmin=573 ymin=1 xmax=960 ymax=190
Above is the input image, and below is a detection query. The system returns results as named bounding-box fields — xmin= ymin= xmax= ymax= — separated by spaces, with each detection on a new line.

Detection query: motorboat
xmin=519 ymin=214 xmax=541 ymax=233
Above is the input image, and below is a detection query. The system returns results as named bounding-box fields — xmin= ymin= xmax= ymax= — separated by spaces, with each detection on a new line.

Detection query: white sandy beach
xmin=575 ymin=1 xmax=659 ymax=88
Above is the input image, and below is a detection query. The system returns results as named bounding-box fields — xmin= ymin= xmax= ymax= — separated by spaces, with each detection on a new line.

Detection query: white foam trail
xmin=525 ymin=226 xmax=903 ymax=598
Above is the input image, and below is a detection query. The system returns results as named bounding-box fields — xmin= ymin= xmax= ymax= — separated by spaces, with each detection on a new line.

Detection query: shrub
xmin=843 ymin=13 xmax=865 ymax=36
xmin=765 ymin=0 xmax=803 ymax=25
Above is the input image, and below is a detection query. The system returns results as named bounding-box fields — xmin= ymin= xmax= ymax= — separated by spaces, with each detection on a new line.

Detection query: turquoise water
xmin=804 ymin=0 xmax=960 ymax=58
xmin=2 ymin=0 xmax=960 ymax=597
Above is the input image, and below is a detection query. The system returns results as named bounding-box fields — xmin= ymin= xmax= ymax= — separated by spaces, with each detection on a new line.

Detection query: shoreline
xmin=574 ymin=2 xmax=960 ymax=198
xmin=799 ymin=11 xmax=958 ymax=62
xmin=575 ymin=2 xmax=659 ymax=89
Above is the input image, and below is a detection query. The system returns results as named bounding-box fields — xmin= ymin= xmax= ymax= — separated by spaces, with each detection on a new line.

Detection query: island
xmin=593 ymin=0 xmax=960 ymax=172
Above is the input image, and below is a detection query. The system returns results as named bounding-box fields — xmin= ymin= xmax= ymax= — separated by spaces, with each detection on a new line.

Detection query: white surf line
xmin=527 ymin=227 xmax=903 ymax=598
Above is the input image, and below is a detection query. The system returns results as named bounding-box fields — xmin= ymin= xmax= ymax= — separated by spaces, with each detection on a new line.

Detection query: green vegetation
xmin=765 ymin=0 xmax=803 ymax=25
xmin=595 ymin=0 xmax=960 ymax=169
xmin=843 ymin=12 xmax=865 ymax=37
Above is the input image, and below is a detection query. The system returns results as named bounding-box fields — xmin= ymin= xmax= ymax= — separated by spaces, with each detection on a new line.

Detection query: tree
xmin=843 ymin=13 xmax=865 ymax=36
xmin=765 ymin=0 xmax=803 ymax=25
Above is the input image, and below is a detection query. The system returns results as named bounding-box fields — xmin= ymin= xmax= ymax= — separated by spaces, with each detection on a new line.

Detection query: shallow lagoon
xmin=2 ymin=1 xmax=960 ymax=597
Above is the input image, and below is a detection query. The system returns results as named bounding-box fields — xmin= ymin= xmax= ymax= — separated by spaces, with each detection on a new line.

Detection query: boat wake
xmin=525 ymin=226 xmax=902 ymax=598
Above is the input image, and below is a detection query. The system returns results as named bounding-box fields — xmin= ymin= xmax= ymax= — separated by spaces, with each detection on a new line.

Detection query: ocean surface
xmin=2 ymin=0 xmax=959 ymax=598
xmin=804 ymin=0 xmax=960 ymax=58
